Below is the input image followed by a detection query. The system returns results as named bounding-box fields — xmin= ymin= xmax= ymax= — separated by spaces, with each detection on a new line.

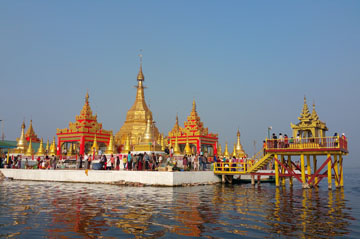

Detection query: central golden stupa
xmin=115 ymin=59 xmax=160 ymax=151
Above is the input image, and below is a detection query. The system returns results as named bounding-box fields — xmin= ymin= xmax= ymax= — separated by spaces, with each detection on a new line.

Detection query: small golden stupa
xmin=173 ymin=136 xmax=181 ymax=155
xmin=105 ymin=134 xmax=115 ymax=155
xmin=223 ymin=142 xmax=229 ymax=158
xmin=184 ymin=137 xmax=192 ymax=155
xmin=49 ymin=137 xmax=57 ymax=155
xmin=235 ymin=130 xmax=246 ymax=158
xmin=122 ymin=134 xmax=131 ymax=153
xmin=115 ymin=56 xmax=160 ymax=149
xmin=45 ymin=139 xmax=50 ymax=153
xmin=25 ymin=139 xmax=34 ymax=156
xmin=13 ymin=121 xmax=27 ymax=154
xmin=133 ymin=115 xmax=162 ymax=152
xmin=217 ymin=143 xmax=222 ymax=157
xmin=91 ymin=135 xmax=99 ymax=153
xmin=232 ymin=143 xmax=237 ymax=158
xmin=36 ymin=138 xmax=45 ymax=156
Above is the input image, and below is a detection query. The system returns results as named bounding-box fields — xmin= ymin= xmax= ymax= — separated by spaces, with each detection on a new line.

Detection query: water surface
xmin=0 ymin=171 xmax=359 ymax=238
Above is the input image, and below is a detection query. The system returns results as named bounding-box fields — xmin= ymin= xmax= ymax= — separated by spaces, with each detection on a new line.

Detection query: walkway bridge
xmin=214 ymin=136 xmax=348 ymax=188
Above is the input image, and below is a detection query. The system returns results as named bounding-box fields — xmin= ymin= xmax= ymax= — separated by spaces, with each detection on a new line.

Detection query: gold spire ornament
xmin=173 ymin=136 xmax=181 ymax=155
xmin=185 ymin=137 xmax=192 ymax=155
xmin=36 ymin=138 xmax=45 ymax=155
xmin=142 ymin=115 xmax=153 ymax=144
xmin=25 ymin=139 xmax=34 ymax=156
xmin=224 ymin=142 xmax=229 ymax=158
xmin=311 ymin=103 xmax=319 ymax=121
xmin=49 ymin=136 xmax=57 ymax=155
xmin=105 ymin=134 xmax=115 ymax=154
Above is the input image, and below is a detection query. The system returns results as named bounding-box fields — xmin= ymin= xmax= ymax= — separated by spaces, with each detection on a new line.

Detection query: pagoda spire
xmin=142 ymin=115 xmax=153 ymax=144
xmin=49 ymin=136 xmax=57 ymax=155
xmin=91 ymin=135 xmax=99 ymax=153
xmin=173 ymin=136 xmax=181 ymax=155
xmin=235 ymin=129 xmax=245 ymax=157
xmin=45 ymin=139 xmax=50 ymax=154
xmin=311 ymin=102 xmax=319 ymax=121
xmin=137 ymin=52 xmax=144 ymax=81
xmin=192 ymin=99 xmax=196 ymax=113
xmin=25 ymin=139 xmax=34 ymax=156
xmin=232 ymin=143 xmax=237 ymax=158
xmin=105 ymin=133 xmax=115 ymax=155
xmin=185 ymin=136 xmax=192 ymax=155
xmin=298 ymin=96 xmax=311 ymax=122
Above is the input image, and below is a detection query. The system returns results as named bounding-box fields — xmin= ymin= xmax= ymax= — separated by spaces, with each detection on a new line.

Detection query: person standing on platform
xmin=84 ymin=154 xmax=89 ymax=169
xmin=127 ymin=152 xmax=132 ymax=170
xmin=110 ymin=154 xmax=115 ymax=170
xmin=116 ymin=156 xmax=120 ymax=170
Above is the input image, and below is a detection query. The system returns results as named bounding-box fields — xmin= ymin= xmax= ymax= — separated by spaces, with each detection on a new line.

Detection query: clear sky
xmin=1 ymin=1 xmax=359 ymax=168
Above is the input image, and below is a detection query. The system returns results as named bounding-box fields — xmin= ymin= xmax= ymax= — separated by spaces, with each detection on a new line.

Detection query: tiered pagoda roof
xmin=57 ymin=92 xmax=111 ymax=135
xmin=25 ymin=120 xmax=40 ymax=143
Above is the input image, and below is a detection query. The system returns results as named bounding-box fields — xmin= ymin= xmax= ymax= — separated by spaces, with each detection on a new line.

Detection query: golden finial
xmin=311 ymin=101 xmax=319 ymax=121
xmin=173 ymin=136 xmax=181 ymax=155
xmin=192 ymin=99 xmax=196 ymax=112
xmin=105 ymin=133 xmax=115 ymax=154
xmin=25 ymin=139 xmax=34 ymax=156
xmin=49 ymin=136 xmax=57 ymax=155
xmin=85 ymin=90 xmax=89 ymax=104
xmin=36 ymin=138 xmax=45 ymax=155
xmin=137 ymin=50 xmax=144 ymax=81
xmin=185 ymin=137 xmax=192 ymax=155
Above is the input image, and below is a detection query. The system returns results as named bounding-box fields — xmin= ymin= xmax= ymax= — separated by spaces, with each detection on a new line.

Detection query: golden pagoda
xmin=184 ymin=137 xmax=192 ymax=155
xmin=67 ymin=144 xmax=74 ymax=156
xmin=25 ymin=120 xmax=40 ymax=143
xmin=168 ymin=100 xmax=218 ymax=157
xmin=218 ymin=143 xmax=222 ymax=157
xmin=49 ymin=136 xmax=57 ymax=155
xmin=45 ymin=139 xmax=50 ymax=154
xmin=161 ymin=134 xmax=165 ymax=151
xmin=291 ymin=97 xmax=328 ymax=138
xmin=91 ymin=135 xmax=99 ymax=153
xmin=224 ymin=142 xmax=229 ymax=158
xmin=122 ymin=134 xmax=131 ymax=153
xmin=105 ymin=134 xmax=115 ymax=155
xmin=133 ymin=115 xmax=162 ymax=152
xmin=25 ymin=139 xmax=34 ymax=156
xmin=36 ymin=138 xmax=45 ymax=156
xmin=13 ymin=121 xmax=27 ymax=154
xmin=232 ymin=143 xmax=237 ymax=158
xmin=235 ymin=130 xmax=246 ymax=158
xmin=57 ymin=92 xmax=111 ymax=155
xmin=115 ymin=57 xmax=160 ymax=149
xmin=173 ymin=136 xmax=181 ymax=155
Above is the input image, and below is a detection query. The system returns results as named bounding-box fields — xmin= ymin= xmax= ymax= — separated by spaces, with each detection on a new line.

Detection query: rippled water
xmin=1 ymin=171 xmax=359 ymax=238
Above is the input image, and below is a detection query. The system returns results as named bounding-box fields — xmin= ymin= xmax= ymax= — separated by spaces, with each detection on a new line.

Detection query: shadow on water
xmin=0 ymin=180 xmax=357 ymax=238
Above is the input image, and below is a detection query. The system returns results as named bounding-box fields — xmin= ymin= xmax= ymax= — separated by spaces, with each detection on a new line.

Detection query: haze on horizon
xmin=1 ymin=1 xmax=359 ymax=168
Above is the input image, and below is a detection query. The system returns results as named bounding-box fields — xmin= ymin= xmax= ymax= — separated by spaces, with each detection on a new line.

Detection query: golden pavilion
xmin=115 ymin=59 xmax=160 ymax=151
xmin=168 ymin=100 xmax=218 ymax=157
xmin=56 ymin=92 xmax=112 ymax=155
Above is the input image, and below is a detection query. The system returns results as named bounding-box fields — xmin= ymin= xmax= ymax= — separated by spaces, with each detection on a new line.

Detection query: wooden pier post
xmin=251 ymin=175 xmax=255 ymax=186
xmin=307 ymin=155 xmax=311 ymax=181
xmin=340 ymin=155 xmax=344 ymax=187
xmin=334 ymin=155 xmax=339 ymax=188
xmin=257 ymin=175 xmax=261 ymax=186
xmin=327 ymin=154 xmax=332 ymax=190
xmin=275 ymin=155 xmax=279 ymax=187
xmin=288 ymin=155 xmax=293 ymax=186
xmin=313 ymin=155 xmax=318 ymax=186
xmin=281 ymin=155 xmax=286 ymax=186
xmin=301 ymin=154 xmax=306 ymax=188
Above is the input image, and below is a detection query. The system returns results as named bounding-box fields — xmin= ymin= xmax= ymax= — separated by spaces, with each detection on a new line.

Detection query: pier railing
xmin=265 ymin=136 xmax=348 ymax=153
xmin=214 ymin=161 xmax=259 ymax=174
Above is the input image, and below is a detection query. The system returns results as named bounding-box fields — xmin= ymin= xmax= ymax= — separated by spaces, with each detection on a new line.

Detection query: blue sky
xmin=1 ymin=1 xmax=359 ymax=168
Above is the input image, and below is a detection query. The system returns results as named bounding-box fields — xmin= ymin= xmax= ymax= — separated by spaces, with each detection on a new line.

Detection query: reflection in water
xmin=0 ymin=181 xmax=357 ymax=238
